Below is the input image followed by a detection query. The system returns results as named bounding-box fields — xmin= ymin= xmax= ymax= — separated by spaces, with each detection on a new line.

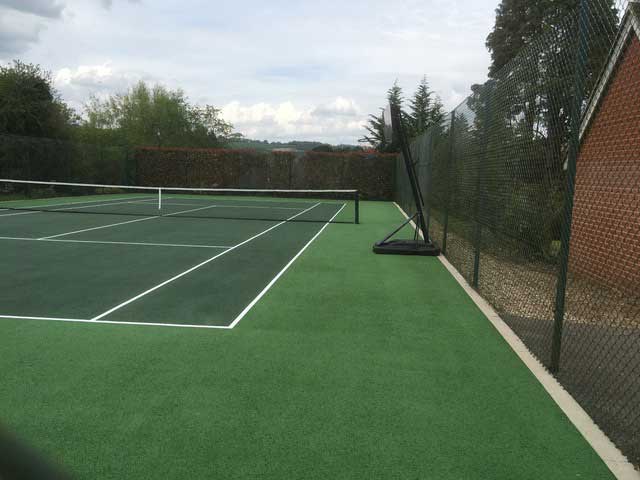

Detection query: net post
xmin=158 ymin=188 xmax=162 ymax=214
xmin=354 ymin=190 xmax=359 ymax=224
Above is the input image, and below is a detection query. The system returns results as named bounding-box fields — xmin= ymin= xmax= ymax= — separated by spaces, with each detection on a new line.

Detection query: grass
xmin=0 ymin=201 xmax=615 ymax=479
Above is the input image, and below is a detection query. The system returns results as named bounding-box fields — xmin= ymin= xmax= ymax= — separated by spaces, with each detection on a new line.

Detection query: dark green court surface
xmin=0 ymin=194 xmax=352 ymax=327
xmin=0 ymin=201 xmax=615 ymax=479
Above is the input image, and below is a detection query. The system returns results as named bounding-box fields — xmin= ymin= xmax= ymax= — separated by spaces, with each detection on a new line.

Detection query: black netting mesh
xmin=396 ymin=0 xmax=639 ymax=467
xmin=0 ymin=133 xmax=133 ymax=184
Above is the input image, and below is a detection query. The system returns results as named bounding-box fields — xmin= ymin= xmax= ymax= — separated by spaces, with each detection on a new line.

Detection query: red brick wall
xmin=569 ymin=34 xmax=640 ymax=294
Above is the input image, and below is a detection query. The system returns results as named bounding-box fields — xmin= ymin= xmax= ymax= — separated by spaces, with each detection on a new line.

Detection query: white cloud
xmin=222 ymin=98 xmax=367 ymax=144
xmin=53 ymin=62 xmax=146 ymax=111
xmin=223 ymin=102 xmax=305 ymax=126
xmin=5 ymin=0 xmax=497 ymax=144
xmin=0 ymin=0 xmax=64 ymax=18
xmin=55 ymin=63 xmax=115 ymax=87
xmin=0 ymin=11 xmax=42 ymax=56
xmin=100 ymin=0 xmax=140 ymax=10
xmin=312 ymin=97 xmax=360 ymax=117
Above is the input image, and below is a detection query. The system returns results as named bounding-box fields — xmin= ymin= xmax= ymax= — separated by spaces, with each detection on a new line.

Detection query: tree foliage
xmin=77 ymin=81 xmax=238 ymax=148
xmin=360 ymin=80 xmax=408 ymax=152
xmin=359 ymin=109 xmax=387 ymax=150
xmin=408 ymin=76 xmax=446 ymax=137
xmin=361 ymin=78 xmax=447 ymax=152
xmin=454 ymin=0 xmax=618 ymax=257
xmin=0 ymin=60 xmax=76 ymax=138
xmin=486 ymin=0 xmax=582 ymax=77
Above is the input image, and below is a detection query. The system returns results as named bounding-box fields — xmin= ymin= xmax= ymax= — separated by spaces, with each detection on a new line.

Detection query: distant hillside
xmin=229 ymin=139 xmax=363 ymax=153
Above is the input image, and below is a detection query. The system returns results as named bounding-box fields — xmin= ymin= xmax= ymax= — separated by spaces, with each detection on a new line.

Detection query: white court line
xmin=40 ymin=216 xmax=157 ymax=239
xmin=0 ymin=236 xmax=230 ymax=249
xmin=90 ymin=202 xmax=321 ymax=321
xmin=228 ymin=203 xmax=346 ymax=329
xmin=0 ymin=315 xmax=232 ymax=329
xmin=0 ymin=195 xmax=151 ymax=208
xmin=135 ymin=198 xmax=315 ymax=211
xmin=54 ymin=196 xmax=156 ymax=211
xmin=0 ymin=209 xmax=40 ymax=217
xmin=39 ymin=201 xmax=231 ymax=240
xmin=56 ymin=198 xmax=158 ymax=210
xmin=0 ymin=314 xmax=90 ymax=322
xmin=392 ymin=202 xmax=639 ymax=480
xmin=152 ymin=202 xmax=305 ymax=210
xmin=0 ymin=196 xmax=155 ymax=217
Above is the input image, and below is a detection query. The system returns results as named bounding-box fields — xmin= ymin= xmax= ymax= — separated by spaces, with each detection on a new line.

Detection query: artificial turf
xmin=0 ymin=201 xmax=614 ymax=479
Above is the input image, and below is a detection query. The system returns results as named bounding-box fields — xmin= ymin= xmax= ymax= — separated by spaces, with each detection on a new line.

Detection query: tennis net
xmin=0 ymin=179 xmax=359 ymax=224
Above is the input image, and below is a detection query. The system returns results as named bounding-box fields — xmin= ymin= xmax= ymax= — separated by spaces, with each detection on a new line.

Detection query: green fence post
xmin=472 ymin=82 xmax=494 ymax=289
xmin=550 ymin=0 xmax=589 ymax=373
xmin=425 ymin=131 xmax=434 ymax=235
xmin=442 ymin=111 xmax=455 ymax=254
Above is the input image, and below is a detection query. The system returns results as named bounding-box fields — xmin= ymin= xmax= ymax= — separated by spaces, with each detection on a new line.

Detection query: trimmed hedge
xmin=134 ymin=147 xmax=395 ymax=200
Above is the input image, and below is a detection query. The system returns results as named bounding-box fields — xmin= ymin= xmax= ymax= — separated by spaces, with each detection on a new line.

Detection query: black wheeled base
xmin=373 ymin=239 xmax=440 ymax=256
xmin=372 ymin=211 xmax=440 ymax=256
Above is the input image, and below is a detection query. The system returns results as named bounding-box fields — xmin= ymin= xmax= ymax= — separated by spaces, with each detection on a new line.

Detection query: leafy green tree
xmin=387 ymin=80 xmax=403 ymax=111
xmin=359 ymin=79 xmax=405 ymax=152
xmin=80 ymin=81 xmax=237 ymax=148
xmin=429 ymin=96 xmax=446 ymax=129
xmin=470 ymin=0 xmax=618 ymax=257
xmin=384 ymin=80 xmax=406 ymax=152
xmin=333 ymin=144 xmax=363 ymax=153
xmin=362 ymin=78 xmax=446 ymax=152
xmin=359 ymin=109 xmax=387 ymax=150
xmin=311 ymin=144 xmax=334 ymax=152
xmin=408 ymin=76 xmax=446 ymax=137
xmin=0 ymin=60 xmax=76 ymax=138
xmin=483 ymin=0 xmax=618 ymax=185
xmin=408 ymin=76 xmax=432 ymax=136
xmin=486 ymin=0 xmax=582 ymax=77
xmin=359 ymin=78 xmax=406 ymax=151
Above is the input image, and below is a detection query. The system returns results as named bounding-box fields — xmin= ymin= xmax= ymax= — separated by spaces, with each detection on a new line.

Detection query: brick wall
xmin=569 ymin=34 xmax=640 ymax=294
xmin=134 ymin=147 xmax=396 ymax=200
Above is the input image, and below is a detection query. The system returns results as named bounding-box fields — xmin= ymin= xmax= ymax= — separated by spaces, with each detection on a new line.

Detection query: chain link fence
xmin=396 ymin=0 xmax=639 ymax=467
xmin=0 ymin=133 xmax=133 ymax=184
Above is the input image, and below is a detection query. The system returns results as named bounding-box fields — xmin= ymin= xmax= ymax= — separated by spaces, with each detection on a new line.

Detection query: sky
xmin=0 ymin=0 xmax=499 ymax=144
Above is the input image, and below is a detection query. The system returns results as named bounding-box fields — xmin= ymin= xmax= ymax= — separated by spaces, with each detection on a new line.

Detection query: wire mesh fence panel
xmin=0 ymin=134 xmax=132 ymax=184
xmin=395 ymin=0 xmax=639 ymax=467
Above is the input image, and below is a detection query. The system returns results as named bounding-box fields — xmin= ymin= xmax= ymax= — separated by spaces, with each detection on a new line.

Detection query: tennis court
xmin=1 ymin=180 xmax=629 ymax=479
xmin=0 ymin=180 xmax=357 ymax=328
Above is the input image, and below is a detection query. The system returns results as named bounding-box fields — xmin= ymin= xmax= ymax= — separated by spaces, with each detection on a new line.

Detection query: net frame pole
xmin=391 ymin=104 xmax=429 ymax=242
xmin=354 ymin=191 xmax=360 ymax=224
xmin=372 ymin=103 xmax=439 ymax=256
xmin=158 ymin=188 xmax=162 ymax=212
